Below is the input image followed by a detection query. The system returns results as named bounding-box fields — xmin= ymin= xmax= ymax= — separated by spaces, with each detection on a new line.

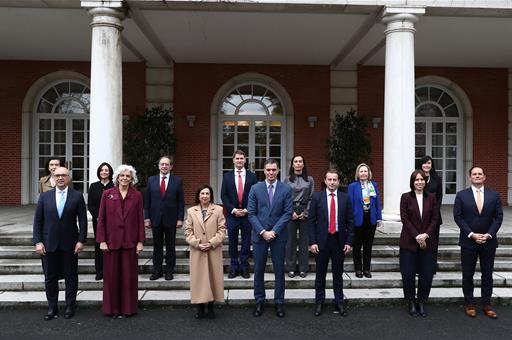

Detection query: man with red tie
xmin=308 ymin=169 xmax=354 ymax=317
xmin=221 ymin=150 xmax=258 ymax=278
xmin=144 ymin=155 xmax=185 ymax=281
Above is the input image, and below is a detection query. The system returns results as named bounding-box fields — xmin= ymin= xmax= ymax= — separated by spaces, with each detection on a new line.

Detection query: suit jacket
xmin=87 ymin=180 xmax=114 ymax=220
xmin=308 ymin=189 xmax=354 ymax=249
xmin=221 ymin=169 xmax=258 ymax=213
xmin=347 ymin=181 xmax=382 ymax=227
xmin=144 ymin=173 xmax=185 ymax=228
xmin=453 ymin=187 xmax=503 ymax=249
xmin=96 ymin=187 xmax=146 ymax=250
xmin=425 ymin=173 xmax=443 ymax=224
xmin=399 ymin=191 xmax=439 ymax=252
xmin=33 ymin=188 xmax=87 ymax=252
xmin=247 ymin=180 xmax=293 ymax=243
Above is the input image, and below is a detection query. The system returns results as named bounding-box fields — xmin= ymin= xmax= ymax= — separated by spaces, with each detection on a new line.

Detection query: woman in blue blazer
xmin=347 ymin=163 xmax=382 ymax=278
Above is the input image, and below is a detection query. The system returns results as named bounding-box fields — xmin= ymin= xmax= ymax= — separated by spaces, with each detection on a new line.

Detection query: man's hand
xmin=74 ymin=242 xmax=84 ymax=254
xmin=309 ymin=244 xmax=319 ymax=254
xmin=136 ymin=242 xmax=144 ymax=254
xmin=262 ymin=231 xmax=276 ymax=242
xmin=471 ymin=233 xmax=487 ymax=244
xmin=35 ymin=242 xmax=46 ymax=256
xmin=144 ymin=219 xmax=152 ymax=229
xmin=343 ymin=244 xmax=352 ymax=255
xmin=176 ymin=220 xmax=183 ymax=229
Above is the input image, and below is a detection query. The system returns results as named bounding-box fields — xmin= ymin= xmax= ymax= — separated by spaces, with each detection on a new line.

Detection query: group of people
xmin=32 ymin=152 xmax=503 ymax=321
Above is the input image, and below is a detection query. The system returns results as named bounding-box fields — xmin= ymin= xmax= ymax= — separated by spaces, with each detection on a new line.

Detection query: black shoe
xmin=95 ymin=273 xmax=103 ymax=281
xmin=288 ymin=271 xmax=296 ymax=278
xmin=355 ymin=271 xmax=363 ymax=278
xmin=241 ymin=269 xmax=250 ymax=279
xmin=165 ymin=272 xmax=174 ymax=281
xmin=408 ymin=300 xmax=418 ymax=317
xmin=299 ymin=272 xmax=307 ymax=278
xmin=149 ymin=271 xmax=162 ymax=281
xmin=417 ymin=301 xmax=427 ymax=317
xmin=363 ymin=270 xmax=372 ymax=278
xmin=253 ymin=303 xmax=264 ymax=317
xmin=335 ymin=302 xmax=347 ymax=317
xmin=64 ymin=305 xmax=75 ymax=319
xmin=228 ymin=270 xmax=238 ymax=279
xmin=195 ymin=304 xmax=206 ymax=319
xmin=207 ymin=302 xmax=216 ymax=319
xmin=44 ymin=308 xmax=58 ymax=321
xmin=314 ymin=303 xmax=323 ymax=316
xmin=275 ymin=304 xmax=285 ymax=318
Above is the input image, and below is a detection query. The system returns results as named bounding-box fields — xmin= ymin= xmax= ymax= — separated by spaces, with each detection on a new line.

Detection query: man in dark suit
xmin=248 ymin=159 xmax=293 ymax=318
xmin=144 ymin=155 xmax=185 ymax=281
xmin=221 ymin=150 xmax=257 ymax=279
xmin=308 ymin=169 xmax=354 ymax=317
xmin=33 ymin=167 xmax=87 ymax=320
xmin=454 ymin=166 xmax=503 ymax=319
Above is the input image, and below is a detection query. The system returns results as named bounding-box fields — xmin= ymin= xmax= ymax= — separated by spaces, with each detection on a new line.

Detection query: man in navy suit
xmin=144 ymin=155 xmax=185 ymax=281
xmin=33 ymin=167 xmax=87 ymax=320
xmin=248 ymin=159 xmax=293 ymax=318
xmin=454 ymin=166 xmax=503 ymax=319
xmin=308 ymin=169 xmax=354 ymax=317
xmin=221 ymin=150 xmax=257 ymax=279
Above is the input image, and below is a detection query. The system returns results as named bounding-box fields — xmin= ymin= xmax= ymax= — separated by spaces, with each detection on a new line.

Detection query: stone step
xmin=1 ymin=258 xmax=512 ymax=274
xmin=0 ymin=271 xmax=510 ymax=291
xmin=1 ymin=287 xmax=511 ymax=307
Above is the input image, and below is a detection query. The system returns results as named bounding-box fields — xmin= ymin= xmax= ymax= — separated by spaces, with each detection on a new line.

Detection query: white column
xmin=83 ymin=2 xmax=125 ymax=183
xmin=381 ymin=7 xmax=425 ymax=220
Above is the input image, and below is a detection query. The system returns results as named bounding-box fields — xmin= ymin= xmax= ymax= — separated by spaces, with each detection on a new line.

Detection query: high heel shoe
xmin=408 ymin=300 xmax=418 ymax=317
xmin=195 ymin=303 xmax=206 ymax=319
xmin=417 ymin=300 xmax=427 ymax=317
xmin=207 ymin=301 xmax=216 ymax=319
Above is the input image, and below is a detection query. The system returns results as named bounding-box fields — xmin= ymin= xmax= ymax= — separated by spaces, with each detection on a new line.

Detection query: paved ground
xmin=1 ymin=304 xmax=511 ymax=339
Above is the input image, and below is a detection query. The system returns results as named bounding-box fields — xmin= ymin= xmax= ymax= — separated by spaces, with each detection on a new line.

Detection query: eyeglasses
xmin=54 ymin=174 xmax=69 ymax=178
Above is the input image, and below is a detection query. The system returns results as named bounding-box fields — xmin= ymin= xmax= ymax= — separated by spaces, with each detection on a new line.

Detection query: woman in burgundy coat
xmin=97 ymin=164 xmax=145 ymax=318
xmin=399 ymin=170 xmax=439 ymax=318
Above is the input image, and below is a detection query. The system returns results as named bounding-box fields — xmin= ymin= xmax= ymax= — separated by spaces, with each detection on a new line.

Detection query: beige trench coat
xmin=184 ymin=204 xmax=226 ymax=304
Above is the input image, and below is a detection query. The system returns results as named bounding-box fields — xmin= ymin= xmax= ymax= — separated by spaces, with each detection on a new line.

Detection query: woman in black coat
xmin=88 ymin=162 xmax=114 ymax=280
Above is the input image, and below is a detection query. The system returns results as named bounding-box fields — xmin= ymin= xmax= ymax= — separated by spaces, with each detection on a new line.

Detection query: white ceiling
xmin=2 ymin=3 xmax=512 ymax=68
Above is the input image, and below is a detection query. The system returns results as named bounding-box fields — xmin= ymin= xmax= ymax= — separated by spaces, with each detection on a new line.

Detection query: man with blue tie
xmin=248 ymin=159 xmax=293 ymax=317
xmin=308 ymin=169 xmax=354 ymax=317
xmin=454 ymin=166 xmax=503 ymax=319
xmin=221 ymin=150 xmax=257 ymax=279
xmin=33 ymin=167 xmax=87 ymax=320
xmin=144 ymin=155 xmax=185 ymax=281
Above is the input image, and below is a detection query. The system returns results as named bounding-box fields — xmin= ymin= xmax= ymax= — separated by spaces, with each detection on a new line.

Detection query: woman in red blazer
xmin=97 ymin=164 xmax=145 ymax=318
xmin=399 ymin=170 xmax=439 ymax=318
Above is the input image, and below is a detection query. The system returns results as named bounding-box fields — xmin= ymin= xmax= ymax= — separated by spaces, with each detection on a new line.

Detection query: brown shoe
xmin=464 ymin=305 xmax=476 ymax=318
xmin=482 ymin=305 xmax=497 ymax=319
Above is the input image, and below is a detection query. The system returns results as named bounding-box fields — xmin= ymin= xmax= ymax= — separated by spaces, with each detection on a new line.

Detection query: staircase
xmin=1 ymin=217 xmax=511 ymax=307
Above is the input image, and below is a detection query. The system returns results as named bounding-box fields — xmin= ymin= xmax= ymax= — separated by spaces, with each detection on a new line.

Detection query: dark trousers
xmin=285 ymin=219 xmax=309 ymax=273
xmin=227 ymin=216 xmax=252 ymax=272
xmin=42 ymin=250 xmax=78 ymax=310
xmin=102 ymin=248 xmax=139 ymax=316
xmin=92 ymin=219 xmax=103 ymax=276
xmin=399 ymin=248 xmax=436 ymax=302
xmin=253 ymin=236 xmax=286 ymax=304
xmin=461 ymin=246 xmax=496 ymax=306
xmin=352 ymin=212 xmax=376 ymax=272
xmin=315 ymin=233 xmax=345 ymax=304
xmin=152 ymin=222 xmax=176 ymax=274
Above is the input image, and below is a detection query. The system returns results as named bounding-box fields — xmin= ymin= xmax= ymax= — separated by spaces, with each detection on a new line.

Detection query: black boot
xmin=417 ymin=300 xmax=427 ymax=317
xmin=195 ymin=304 xmax=205 ymax=319
xmin=408 ymin=299 xmax=418 ymax=317
xmin=207 ymin=301 xmax=216 ymax=319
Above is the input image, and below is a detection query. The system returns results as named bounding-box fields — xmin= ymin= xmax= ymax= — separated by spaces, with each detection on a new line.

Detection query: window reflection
xmin=37 ymin=81 xmax=90 ymax=114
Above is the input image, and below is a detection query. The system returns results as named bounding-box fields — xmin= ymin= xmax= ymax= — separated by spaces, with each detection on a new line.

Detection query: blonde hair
xmin=354 ymin=163 xmax=372 ymax=181
xmin=113 ymin=164 xmax=138 ymax=186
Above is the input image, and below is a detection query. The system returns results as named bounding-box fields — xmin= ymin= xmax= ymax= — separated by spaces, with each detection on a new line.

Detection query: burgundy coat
xmin=96 ymin=186 xmax=145 ymax=250
xmin=399 ymin=191 xmax=439 ymax=252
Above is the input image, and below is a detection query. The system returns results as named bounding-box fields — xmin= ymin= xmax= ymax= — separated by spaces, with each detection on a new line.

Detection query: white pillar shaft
xmin=87 ymin=7 xmax=124 ymax=184
xmin=382 ymin=13 xmax=419 ymax=220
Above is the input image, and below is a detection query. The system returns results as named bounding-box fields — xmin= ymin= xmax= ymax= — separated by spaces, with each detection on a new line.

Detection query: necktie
xmin=476 ymin=189 xmax=483 ymax=214
xmin=160 ymin=176 xmax=166 ymax=198
xmin=237 ymin=170 xmax=244 ymax=207
xmin=57 ymin=191 xmax=65 ymax=218
xmin=268 ymin=184 xmax=274 ymax=206
xmin=329 ymin=192 xmax=336 ymax=234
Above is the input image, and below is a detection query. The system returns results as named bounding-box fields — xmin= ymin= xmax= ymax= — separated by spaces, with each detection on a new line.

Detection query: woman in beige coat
xmin=185 ymin=184 xmax=226 ymax=319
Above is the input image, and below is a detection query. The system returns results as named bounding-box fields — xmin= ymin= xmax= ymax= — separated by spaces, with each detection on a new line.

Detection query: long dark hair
xmin=419 ymin=155 xmax=439 ymax=178
xmin=43 ymin=157 xmax=64 ymax=176
xmin=288 ymin=155 xmax=309 ymax=183
xmin=194 ymin=185 xmax=214 ymax=205
xmin=96 ymin=162 xmax=114 ymax=182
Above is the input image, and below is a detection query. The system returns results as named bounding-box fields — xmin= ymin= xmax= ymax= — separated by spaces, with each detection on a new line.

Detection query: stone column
xmin=381 ymin=7 xmax=425 ymax=220
xmin=82 ymin=1 xmax=125 ymax=184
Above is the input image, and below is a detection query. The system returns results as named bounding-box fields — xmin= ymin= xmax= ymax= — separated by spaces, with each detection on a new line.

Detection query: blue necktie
xmin=57 ymin=191 xmax=65 ymax=218
xmin=268 ymin=184 xmax=274 ymax=206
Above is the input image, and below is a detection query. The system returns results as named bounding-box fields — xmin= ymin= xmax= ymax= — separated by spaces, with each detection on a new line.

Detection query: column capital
xmin=82 ymin=1 xmax=126 ymax=29
xmin=382 ymin=7 xmax=425 ymax=35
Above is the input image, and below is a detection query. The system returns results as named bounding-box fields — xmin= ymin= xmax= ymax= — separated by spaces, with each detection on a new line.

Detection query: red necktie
xmin=237 ymin=170 xmax=244 ymax=207
xmin=160 ymin=176 xmax=166 ymax=198
xmin=329 ymin=192 xmax=336 ymax=234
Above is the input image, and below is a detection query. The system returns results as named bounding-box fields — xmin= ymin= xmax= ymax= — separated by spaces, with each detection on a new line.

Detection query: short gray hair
xmin=113 ymin=164 xmax=138 ymax=186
